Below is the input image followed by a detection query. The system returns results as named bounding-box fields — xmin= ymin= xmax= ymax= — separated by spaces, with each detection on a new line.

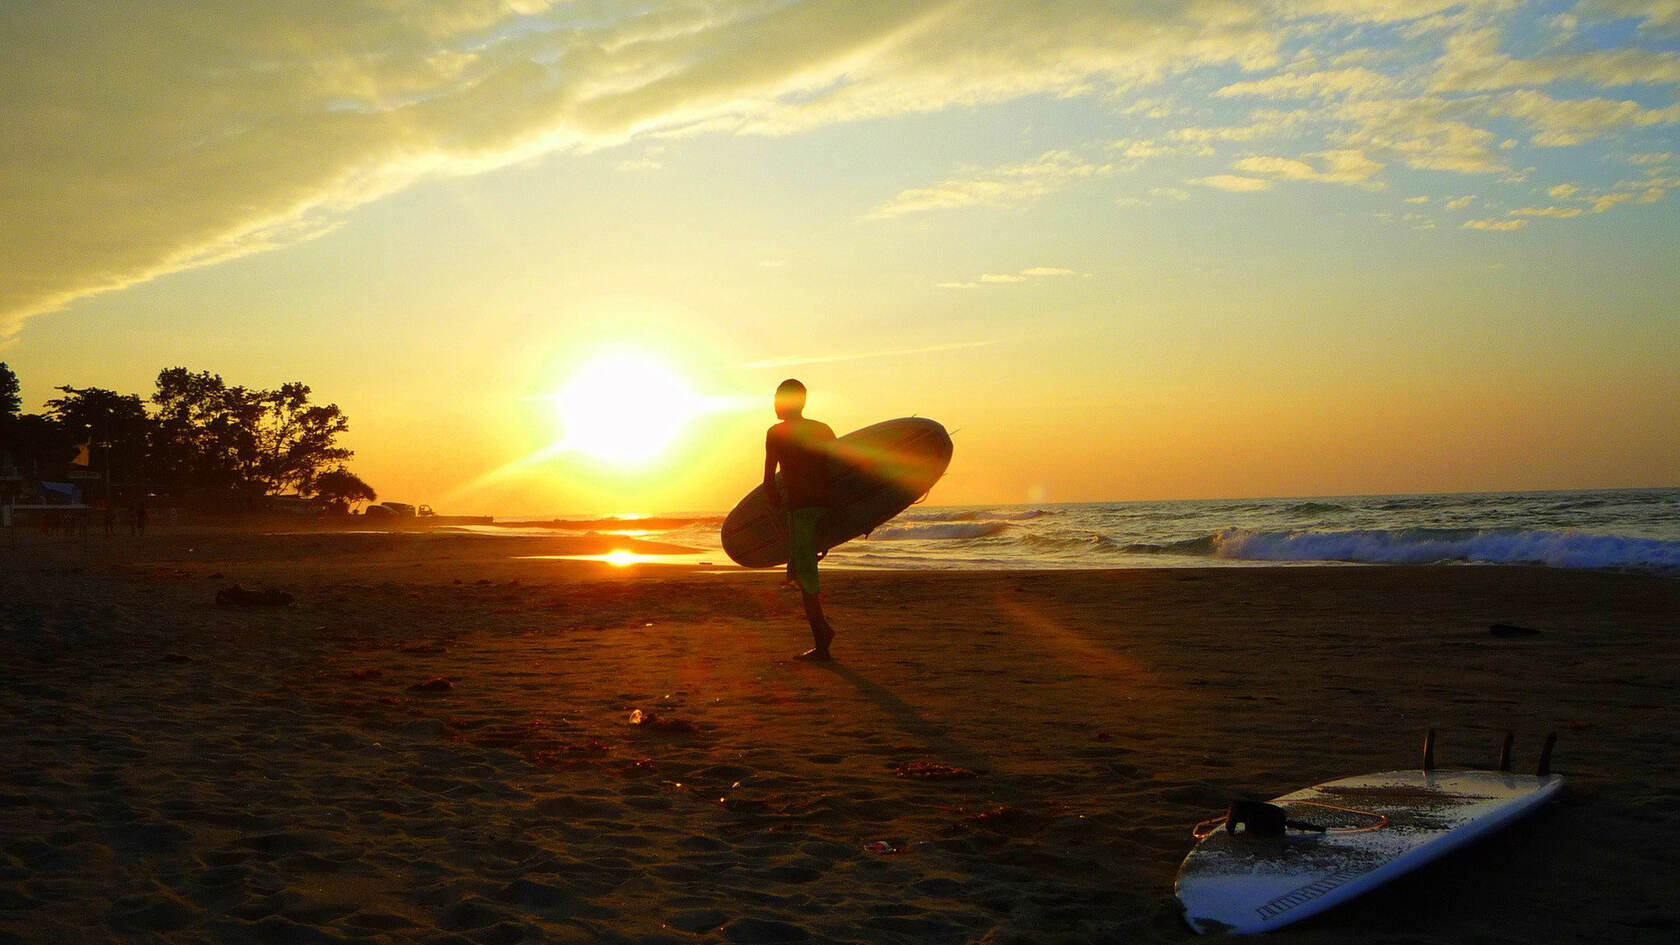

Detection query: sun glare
xmin=552 ymin=352 xmax=706 ymax=467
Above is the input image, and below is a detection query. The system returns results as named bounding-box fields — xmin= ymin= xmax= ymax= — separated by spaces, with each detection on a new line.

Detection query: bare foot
xmin=795 ymin=647 xmax=832 ymax=662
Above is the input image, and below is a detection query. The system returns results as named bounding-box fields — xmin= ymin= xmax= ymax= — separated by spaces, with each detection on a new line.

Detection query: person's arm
xmin=763 ymin=431 xmax=782 ymax=508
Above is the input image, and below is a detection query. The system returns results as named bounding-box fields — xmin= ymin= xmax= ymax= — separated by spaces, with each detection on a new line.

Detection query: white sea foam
xmin=1212 ymin=528 xmax=1680 ymax=571
xmin=497 ymin=488 xmax=1680 ymax=572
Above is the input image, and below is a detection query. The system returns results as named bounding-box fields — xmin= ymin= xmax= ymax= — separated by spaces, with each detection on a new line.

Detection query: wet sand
xmin=2 ymin=528 xmax=1676 ymax=944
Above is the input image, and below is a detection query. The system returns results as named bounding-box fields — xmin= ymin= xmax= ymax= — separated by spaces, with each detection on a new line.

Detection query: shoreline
xmin=3 ymin=529 xmax=1677 ymax=943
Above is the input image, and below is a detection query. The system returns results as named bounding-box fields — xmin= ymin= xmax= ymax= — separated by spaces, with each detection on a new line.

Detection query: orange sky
xmin=3 ymin=1 xmax=1677 ymax=513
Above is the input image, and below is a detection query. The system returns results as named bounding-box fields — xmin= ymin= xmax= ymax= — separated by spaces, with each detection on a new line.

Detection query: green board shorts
xmin=788 ymin=507 xmax=824 ymax=594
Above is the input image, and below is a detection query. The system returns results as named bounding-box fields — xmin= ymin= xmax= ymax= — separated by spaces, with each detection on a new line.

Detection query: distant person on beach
xmin=132 ymin=500 xmax=147 ymax=536
xmin=764 ymin=379 xmax=838 ymax=661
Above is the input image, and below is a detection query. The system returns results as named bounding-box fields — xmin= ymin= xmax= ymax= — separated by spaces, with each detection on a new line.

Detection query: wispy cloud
xmin=938 ymin=266 xmax=1077 ymax=288
xmin=1216 ymin=67 xmax=1399 ymax=100
xmin=6 ymin=0 xmax=1679 ymax=336
xmin=1332 ymin=96 xmax=1510 ymax=174
xmin=1234 ymin=150 xmax=1386 ymax=189
xmin=1488 ymin=89 xmax=1680 ymax=146
xmin=1190 ymin=174 xmax=1275 ymax=192
xmin=1510 ymin=205 xmax=1585 ymax=218
xmin=1432 ymin=27 xmax=1680 ymax=92
xmin=1579 ymin=1 xmax=1680 ymax=34
xmin=865 ymin=151 xmax=1114 ymax=219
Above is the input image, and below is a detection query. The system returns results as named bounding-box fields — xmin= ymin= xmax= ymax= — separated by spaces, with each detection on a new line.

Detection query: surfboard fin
xmin=1537 ymin=731 xmax=1557 ymax=777
xmin=1422 ymin=728 xmax=1436 ymax=772
xmin=1498 ymin=731 xmax=1515 ymax=772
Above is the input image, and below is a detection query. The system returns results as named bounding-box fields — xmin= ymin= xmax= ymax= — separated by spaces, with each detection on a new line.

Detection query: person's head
xmin=774 ymin=378 xmax=807 ymax=419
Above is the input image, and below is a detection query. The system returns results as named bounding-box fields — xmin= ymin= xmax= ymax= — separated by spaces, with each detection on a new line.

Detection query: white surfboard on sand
xmin=1176 ymin=763 xmax=1563 ymax=934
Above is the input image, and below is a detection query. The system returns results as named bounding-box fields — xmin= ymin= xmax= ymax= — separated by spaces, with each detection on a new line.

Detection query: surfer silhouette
xmin=764 ymin=379 xmax=838 ymax=660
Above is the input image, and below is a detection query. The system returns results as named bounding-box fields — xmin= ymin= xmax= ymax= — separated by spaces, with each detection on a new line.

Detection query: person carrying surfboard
xmin=764 ymin=378 xmax=838 ymax=661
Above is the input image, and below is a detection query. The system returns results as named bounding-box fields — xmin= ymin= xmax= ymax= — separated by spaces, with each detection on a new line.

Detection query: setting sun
xmin=550 ymin=352 xmax=707 ymax=467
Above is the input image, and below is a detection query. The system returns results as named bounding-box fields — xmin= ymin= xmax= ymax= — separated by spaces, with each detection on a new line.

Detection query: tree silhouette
xmin=44 ymin=386 xmax=152 ymax=491
xmin=1 ymin=364 xmax=75 ymax=475
xmin=0 ymin=362 xmax=19 ymax=420
xmin=151 ymin=368 xmax=355 ymax=507
xmin=311 ymin=467 xmax=377 ymax=514
xmin=2 ymin=364 xmax=372 ymax=513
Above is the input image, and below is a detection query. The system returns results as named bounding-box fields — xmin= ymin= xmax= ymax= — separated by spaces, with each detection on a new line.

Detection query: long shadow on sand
xmin=811 ymin=660 xmax=1034 ymax=803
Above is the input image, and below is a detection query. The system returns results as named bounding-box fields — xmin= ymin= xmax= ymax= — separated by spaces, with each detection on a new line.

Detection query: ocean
xmin=489 ymin=487 xmax=1680 ymax=574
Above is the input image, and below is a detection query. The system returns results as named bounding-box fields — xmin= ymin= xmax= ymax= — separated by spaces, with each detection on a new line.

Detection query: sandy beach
xmin=2 ymin=528 xmax=1676 ymax=944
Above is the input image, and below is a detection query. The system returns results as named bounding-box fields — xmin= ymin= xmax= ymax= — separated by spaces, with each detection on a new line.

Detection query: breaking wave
xmin=1207 ymin=528 xmax=1680 ymax=571
xmin=868 ymin=521 xmax=1013 ymax=540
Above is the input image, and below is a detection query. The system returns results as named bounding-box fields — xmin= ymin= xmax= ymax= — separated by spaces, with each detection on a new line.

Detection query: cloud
xmin=1432 ymin=27 xmax=1680 ymax=91
xmin=1510 ymin=205 xmax=1585 ymax=217
xmin=1548 ymin=182 xmax=1581 ymax=197
xmin=6 ymin=0 xmax=1679 ymax=336
xmin=1580 ymin=1 xmax=1680 ymax=33
xmin=1216 ymin=67 xmax=1399 ymax=99
xmin=1489 ymin=89 xmax=1680 ymax=146
xmin=733 ymin=1 xmax=1285 ymax=135
xmin=1233 ymin=149 xmax=1386 ymax=188
xmin=1463 ymin=217 xmax=1530 ymax=230
xmin=1446 ymin=195 xmax=1477 ymax=208
xmin=1591 ymin=191 xmax=1636 ymax=211
xmin=1120 ymin=97 xmax=1177 ymax=118
xmin=1405 ymin=195 xmax=1431 ymax=202
xmin=1109 ymin=138 xmax=1176 ymax=160
xmin=865 ymin=151 xmax=1113 ymax=219
xmin=1277 ymin=1 xmax=1488 ymax=24
xmin=1190 ymin=174 xmax=1276 ymax=191
xmin=1168 ymin=109 xmax=1315 ymax=147
xmin=940 ymin=266 xmax=1076 ymax=287
xmin=1 ymin=0 xmax=1285 ymax=335
xmin=1332 ymin=96 xmax=1509 ymax=173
